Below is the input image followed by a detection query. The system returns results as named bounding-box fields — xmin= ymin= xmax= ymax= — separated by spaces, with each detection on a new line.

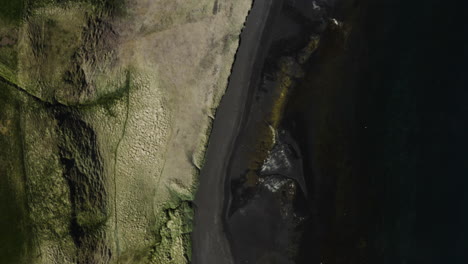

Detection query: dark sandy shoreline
xmin=191 ymin=0 xmax=276 ymax=263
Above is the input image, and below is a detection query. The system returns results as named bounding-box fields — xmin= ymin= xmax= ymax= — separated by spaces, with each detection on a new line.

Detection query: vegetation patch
xmin=0 ymin=0 xmax=25 ymax=24
xmin=149 ymin=185 xmax=195 ymax=264
xmin=0 ymin=82 xmax=33 ymax=264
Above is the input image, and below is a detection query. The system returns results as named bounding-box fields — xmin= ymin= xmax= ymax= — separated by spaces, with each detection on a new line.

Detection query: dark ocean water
xmin=288 ymin=0 xmax=468 ymax=263
xmin=364 ymin=1 xmax=468 ymax=262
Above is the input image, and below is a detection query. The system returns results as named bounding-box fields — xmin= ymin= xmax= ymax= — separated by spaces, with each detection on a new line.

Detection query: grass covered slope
xmin=0 ymin=0 xmax=252 ymax=263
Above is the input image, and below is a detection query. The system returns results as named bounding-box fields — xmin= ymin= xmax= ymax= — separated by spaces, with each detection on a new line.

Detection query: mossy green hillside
xmin=0 ymin=82 xmax=33 ymax=264
xmin=0 ymin=0 xmax=253 ymax=262
xmin=0 ymin=0 xmax=25 ymax=23
xmin=0 ymin=0 xmax=127 ymax=106
xmin=150 ymin=201 xmax=194 ymax=264
xmin=26 ymin=0 xmax=125 ymax=14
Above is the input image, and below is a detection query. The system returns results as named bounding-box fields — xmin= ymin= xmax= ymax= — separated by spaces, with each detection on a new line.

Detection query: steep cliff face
xmin=0 ymin=0 xmax=252 ymax=263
